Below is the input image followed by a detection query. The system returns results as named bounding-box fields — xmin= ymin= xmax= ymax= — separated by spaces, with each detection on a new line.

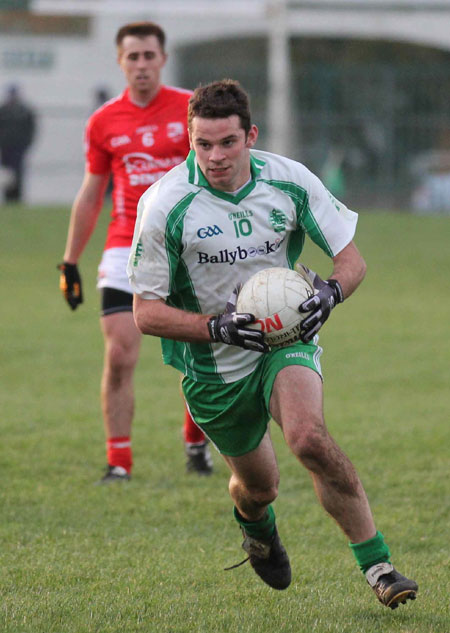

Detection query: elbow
xmin=134 ymin=313 xmax=146 ymax=335
xmin=132 ymin=297 xmax=148 ymax=335
xmin=133 ymin=296 xmax=163 ymax=336
xmin=134 ymin=308 xmax=153 ymax=335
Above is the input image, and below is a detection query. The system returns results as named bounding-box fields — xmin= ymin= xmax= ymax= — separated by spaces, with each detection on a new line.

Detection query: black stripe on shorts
xmin=101 ymin=287 xmax=133 ymax=317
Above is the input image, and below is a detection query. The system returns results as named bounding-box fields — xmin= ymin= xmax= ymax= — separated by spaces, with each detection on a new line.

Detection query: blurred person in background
xmin=0 ymin=84 xmax=36 ymax=203
xmin=58 ymin=21 xmax=212 ymax=484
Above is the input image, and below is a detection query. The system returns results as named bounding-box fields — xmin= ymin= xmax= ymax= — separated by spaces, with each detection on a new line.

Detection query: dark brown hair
xmin=115 ymin=22 xmax=166 ymax=51
xmin=188 ymin=79 xmax=251 ymax=136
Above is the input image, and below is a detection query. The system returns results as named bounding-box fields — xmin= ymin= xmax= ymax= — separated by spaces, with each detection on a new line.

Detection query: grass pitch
xmin=1 ymin=204 xmax=449 ymax=633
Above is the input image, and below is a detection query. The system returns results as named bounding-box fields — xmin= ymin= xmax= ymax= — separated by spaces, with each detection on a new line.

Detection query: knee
xmin=230 ymin=479 xmax=279 ymax=509
xmin=286 ymin=423 xmax=330 ymax=473
xmin=105 ymin=340 xmax=137 ymax=377
xmin=250 ymin=484 xmax=279 ymax=508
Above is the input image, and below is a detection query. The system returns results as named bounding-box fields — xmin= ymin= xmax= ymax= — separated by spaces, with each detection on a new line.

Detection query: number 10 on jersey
xmin=233 ymin=219 xmax=252 ymax=237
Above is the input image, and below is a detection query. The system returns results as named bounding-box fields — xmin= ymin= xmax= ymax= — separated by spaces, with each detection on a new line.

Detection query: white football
xmin=236 ymin=267 xmax=316 ymax=347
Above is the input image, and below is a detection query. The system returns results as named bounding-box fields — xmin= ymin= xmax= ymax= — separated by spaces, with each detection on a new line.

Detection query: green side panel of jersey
xmin=286 ymin=230 xmax=306 ymax=268
xmin=301 ymin=204 xmax=333 ymax=257
xmin=161 ymin=338 xmax=224 ymax=384
xmin=161 ymin=192 xmax=222 ymax=383
xmin=261 ymin=179 xmax=334 ymax=258
xmin=164 ymin=192 xmax=197 ymax=295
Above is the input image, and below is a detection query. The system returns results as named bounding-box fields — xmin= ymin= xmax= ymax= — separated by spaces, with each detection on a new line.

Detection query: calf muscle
xmin=271 ymin=365 xmax=376 ymax=542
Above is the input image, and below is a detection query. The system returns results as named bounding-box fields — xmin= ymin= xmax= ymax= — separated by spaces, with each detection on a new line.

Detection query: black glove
xmin=208 ymin=312 xmax=270 ymax=353
xmin=57 ymin=262 xmax=83 ymax=310
xmin=297 ymin=265 xmax=344 ymax=343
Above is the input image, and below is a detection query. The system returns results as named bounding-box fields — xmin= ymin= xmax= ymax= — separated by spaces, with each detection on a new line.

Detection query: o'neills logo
xmin=256 ymin=318 xmax=303 ymax=346
xmin=197 ymin=237 xmax=284 ymax=265
xmin=252 ymin=314 xmax=303 ymax=346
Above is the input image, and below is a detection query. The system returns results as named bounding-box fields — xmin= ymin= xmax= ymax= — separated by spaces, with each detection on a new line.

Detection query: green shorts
xmin=182 ymin=340 xmax=323 ymax=457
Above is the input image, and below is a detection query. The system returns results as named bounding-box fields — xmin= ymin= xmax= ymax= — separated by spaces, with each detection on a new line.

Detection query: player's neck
xmin=227 ymin=175 xmax=252 ymax=194
xmin=128 ymin=84 xmax=161 ymax=108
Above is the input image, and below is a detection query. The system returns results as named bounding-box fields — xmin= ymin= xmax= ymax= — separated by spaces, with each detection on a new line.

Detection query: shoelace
xmin=224 ymin=557 xmax=250 ymax=571
xmin=224 ymin=530 xmax=273 ymax=571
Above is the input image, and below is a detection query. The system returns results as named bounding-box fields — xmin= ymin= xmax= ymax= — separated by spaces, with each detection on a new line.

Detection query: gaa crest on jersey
xmin=269 ymin=208 xmax=287 ymax=233
xmin=167 ymin=122 xmax=185 ymax=142
xmin=197 ymin=225 xmax=223 ymax=239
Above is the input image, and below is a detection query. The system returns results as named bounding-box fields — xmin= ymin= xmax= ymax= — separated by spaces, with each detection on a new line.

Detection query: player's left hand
xmin=297 ymin=266 xmax=344 ymax=343
xmin=57 ymin=262 xmax=83 ymax=310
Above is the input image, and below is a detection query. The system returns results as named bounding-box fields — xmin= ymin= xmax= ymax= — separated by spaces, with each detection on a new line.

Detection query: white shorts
xmin=97 ymin=247 xmax=133 ymax=294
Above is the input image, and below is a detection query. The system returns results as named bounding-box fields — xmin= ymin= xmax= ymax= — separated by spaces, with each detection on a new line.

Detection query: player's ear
xmin=116 ymin=42 xmax=123 ymax=64
xmin=246 ymin=125 xmax=258 ymax=149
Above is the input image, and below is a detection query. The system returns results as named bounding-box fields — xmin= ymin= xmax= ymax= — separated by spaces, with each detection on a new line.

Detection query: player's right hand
xmin=207 ymin=312 xmax=269 ymax=353
xmin=57 ymin=262 xmax=83 ymax=310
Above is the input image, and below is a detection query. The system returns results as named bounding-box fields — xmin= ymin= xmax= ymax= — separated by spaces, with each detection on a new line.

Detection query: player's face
xmin=189 ymin=115 xmax=258 ymax=192
xmin=117 ymin=35 xmax=167 ymax=101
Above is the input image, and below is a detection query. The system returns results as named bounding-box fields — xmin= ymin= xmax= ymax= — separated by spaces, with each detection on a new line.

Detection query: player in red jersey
xmin=58 ymin=22 xmax=212 ymax=482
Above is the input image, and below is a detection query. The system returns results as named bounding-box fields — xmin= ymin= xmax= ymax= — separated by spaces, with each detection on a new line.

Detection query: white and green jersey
xmin=127 ymin=149 xmax=358 ymax=384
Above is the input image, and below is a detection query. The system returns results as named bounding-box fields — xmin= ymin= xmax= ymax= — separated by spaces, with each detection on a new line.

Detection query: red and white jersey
xmin=85 ymin=85 xmax=191 ymax=250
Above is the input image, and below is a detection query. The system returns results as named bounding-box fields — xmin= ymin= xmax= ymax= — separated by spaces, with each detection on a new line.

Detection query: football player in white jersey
xmin=127 ymin=79 xmax=418 ymax=609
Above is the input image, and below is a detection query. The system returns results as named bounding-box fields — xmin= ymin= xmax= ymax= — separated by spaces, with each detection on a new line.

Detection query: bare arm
xmin=133 ymin=294 xmax=269 ymax=353
xmin=63 ymin=171 xmax=110 ymax=263
xmin=329 ymin=240 xmax=366 ymax=300
xmin=298 ymin=240 xmax=366 ymax=342
xmin=133 ymin=295 xmax=212 ymax=343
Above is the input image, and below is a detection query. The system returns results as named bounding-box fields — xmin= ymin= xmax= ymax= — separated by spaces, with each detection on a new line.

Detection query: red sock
xmin=183 ymin=407 xmax=205 ymax=445
xmin=107 ymin=436 xmax=133 ymax=473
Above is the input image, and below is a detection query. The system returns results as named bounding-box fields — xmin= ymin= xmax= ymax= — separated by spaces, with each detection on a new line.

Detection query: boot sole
xmin=386 ymin=589 xmax=417 ymax=609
